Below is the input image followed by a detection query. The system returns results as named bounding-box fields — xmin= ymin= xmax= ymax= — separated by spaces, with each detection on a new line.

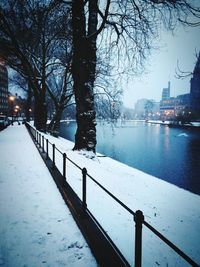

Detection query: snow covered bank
xmin=0 ymin=124 xmax=97 ymax=267
xmin=42 ymin=128 xmax=200 ymax=267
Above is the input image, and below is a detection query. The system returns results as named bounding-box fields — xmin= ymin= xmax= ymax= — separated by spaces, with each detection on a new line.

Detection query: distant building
xmin=162 ymin=81 xmax=171 ymax=100
xmin=159 ymin=81 xmax=191 ymax=119
xmin=0 ymin=59 xmax=8 ymax=115
xmin=134 ymin=98 xmax=147 ymax=118
xmin=190 ymin=53 xmax=200 ymax=116
xmin=160 ymin=82 xmax=175 ymax=118
xmin=134 ymin=98 xmax=159 ymax=119
xmin=175 ymin=93 xmax=190 ymax=115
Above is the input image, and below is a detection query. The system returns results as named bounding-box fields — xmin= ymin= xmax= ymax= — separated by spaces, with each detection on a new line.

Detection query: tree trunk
xmin=48 ymin=106 xmax=63 ymax=137
xmin=34 ymin=95 xmax=47 ymax=131
xmin=72 ymin=0 xmax=98 ymax=153
xmin=25 ymin=82 xmax=32 ymax=122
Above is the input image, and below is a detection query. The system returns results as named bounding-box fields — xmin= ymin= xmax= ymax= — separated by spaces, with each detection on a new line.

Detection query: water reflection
xmin=164 ymin=126 xmax=170 ymax=151
xmin=185 ymin=138 xmax=200 ymax=192
xmin=60 ymin=121 xmax=200 ymax=195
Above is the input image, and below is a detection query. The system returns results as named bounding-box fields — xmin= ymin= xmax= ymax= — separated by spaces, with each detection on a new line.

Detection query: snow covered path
xmin=0 ymin=125 xmax=97 ymax=267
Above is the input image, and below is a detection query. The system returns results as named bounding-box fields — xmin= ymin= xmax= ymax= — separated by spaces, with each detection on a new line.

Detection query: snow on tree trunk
xmin=48 ymin=107 xmax=63 ymax=137
xmin=72 ymin=0 xmax=98 ymax=153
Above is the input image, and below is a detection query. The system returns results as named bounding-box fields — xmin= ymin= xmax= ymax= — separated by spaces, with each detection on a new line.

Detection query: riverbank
xmin=60 ymin=120 xmax=200 ymax=195
xmin=43 ymin=125 xmax=200 ymax=266
xmin=146 ymin=119 xmax=200 ymax=128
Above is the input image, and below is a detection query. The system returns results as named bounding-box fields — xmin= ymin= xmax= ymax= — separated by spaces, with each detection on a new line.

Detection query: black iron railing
xmin=26 ymin=123 xmax=199 ymax=267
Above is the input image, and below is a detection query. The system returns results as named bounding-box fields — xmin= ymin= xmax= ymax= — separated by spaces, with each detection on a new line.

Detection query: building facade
xmin=0 ymin=59 xmax=8 ymax=115
xmin=160 ymin=81 xmax=191 ymax=120
xmin=160 ymin=82 xmax=175 ymax=119
xmin=162 ymin=81 xmax=171 ymax=100
xmin=175 ymin=93 xmax=190 ymax=115
xmin=190 ymin=53 xmax=200 ymax=117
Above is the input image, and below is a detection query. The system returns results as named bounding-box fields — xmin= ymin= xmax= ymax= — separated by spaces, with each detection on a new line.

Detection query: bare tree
xmin=71 ymin=0 xmax=200 ymax=153
xmin=0 ymin=0 xmax=71 ymax=131
xmin=8 ymin=70 xmax=33 ymax=121
xmin=47 ymin=60 xmax=74 ymax=136
xmin=176 ymin=51 xmax=200 ymax=79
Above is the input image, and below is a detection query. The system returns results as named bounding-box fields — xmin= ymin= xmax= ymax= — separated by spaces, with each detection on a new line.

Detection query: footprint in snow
xmin=68 ymin=242 xmax=83 ymax=249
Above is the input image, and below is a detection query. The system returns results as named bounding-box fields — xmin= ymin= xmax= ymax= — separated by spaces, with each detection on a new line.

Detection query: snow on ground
xmin=41 ymin=125 xmax=200 ymax=267
xmin=0 ymin=124 xmax=97 ymax=267
xmin=1 ymin=123 xmax=200 ymax=267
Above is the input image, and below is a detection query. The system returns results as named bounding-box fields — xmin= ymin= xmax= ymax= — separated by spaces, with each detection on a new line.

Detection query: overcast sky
xmin=123 ymin=25 xmax=200 ymax=108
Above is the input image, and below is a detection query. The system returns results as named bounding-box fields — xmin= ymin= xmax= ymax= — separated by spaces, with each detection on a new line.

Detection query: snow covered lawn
xmin=0 ymin=124 xmax=97 ymax=267
xmin=41 ymin=125 xmax=200 ymax=267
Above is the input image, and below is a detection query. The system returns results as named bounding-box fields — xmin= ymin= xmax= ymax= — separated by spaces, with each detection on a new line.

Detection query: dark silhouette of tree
xmin=176 ymin=52 xmax=200 ymax=119
xmin=176 ymin=51 xmax=200 ymax=79
xmin=8 ymin=70 xmax=33 ymax=122
xmin=71 ymin=0 xmax=200 ymax=153
xmin=0 ymin=0 xmax=71 ymax=131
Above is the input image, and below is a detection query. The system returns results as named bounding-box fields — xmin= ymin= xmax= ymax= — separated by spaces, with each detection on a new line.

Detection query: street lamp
xmin=8 ymin=95 xmax=15 ymax=124
xmin=29 ymin=108 xmax=32 ymax=120
xmin=15 ymin=105 xmax=21 ymax=124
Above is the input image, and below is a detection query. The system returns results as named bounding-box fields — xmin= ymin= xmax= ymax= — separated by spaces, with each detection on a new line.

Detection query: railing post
xmin=52 ymin=144 xmax=55 ymax=169
xmin=134 ymin=210 xmax=144 ymax=267
xmin=46 ymin=139 xmax=49 ymax=159
xmin=42 ymin=136 xmax=44 ymax=152
xmin=63 ymin=153 xmax=66 ymax=183
xmin=82 ymin=168 xmax=87 ymax=214
xmin=38 ymin=133 xmax=40 ymax=146
xmin=39 ymin=134 xmax=41 ymax=147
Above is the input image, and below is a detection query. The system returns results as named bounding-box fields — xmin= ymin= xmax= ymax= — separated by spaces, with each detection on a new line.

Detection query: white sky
xmin=123 ymin=25 xmax=200 ymax=108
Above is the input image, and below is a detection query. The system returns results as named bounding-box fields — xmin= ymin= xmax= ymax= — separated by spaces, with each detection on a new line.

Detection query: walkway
xmin=0 ymin=124 xmax=97 ymax=267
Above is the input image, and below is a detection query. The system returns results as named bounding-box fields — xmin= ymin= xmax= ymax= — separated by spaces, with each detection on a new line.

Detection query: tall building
xmin=160 ymin=81 xmax=175 ymax=118
xmin=0 ymin=58 xmax=8 ymax=115
xmin=190 ymin=53 xmax=200 ymax=116
xmin=162 ymin=81 xmax=170 ymax=100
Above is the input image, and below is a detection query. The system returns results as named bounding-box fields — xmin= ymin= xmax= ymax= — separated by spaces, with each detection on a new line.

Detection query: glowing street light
xmin=8 ymin=95 xmax=15 ymax=123
xmin=9 ymin=95 xmax=15 ymax=102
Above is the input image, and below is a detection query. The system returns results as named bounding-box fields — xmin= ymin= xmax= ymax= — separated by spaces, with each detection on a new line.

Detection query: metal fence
xmin=26 ymin=123 xmax=199 ymax=267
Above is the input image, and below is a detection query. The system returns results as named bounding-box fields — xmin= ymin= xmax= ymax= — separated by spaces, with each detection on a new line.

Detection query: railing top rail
xmin=55 ymin=146 xmax=63 ymax=155
xmin=143 ymin=221 xmax=199 ymax=266
xmin=26 ymin=122 xmax=199 ymax=267
xmin=48 ymin=140 xmax=53 ymax=145
xmin=86 ymin=172 xmax=135 ymax=216
xmin=66 ymin=155 xmax=83 ymax=171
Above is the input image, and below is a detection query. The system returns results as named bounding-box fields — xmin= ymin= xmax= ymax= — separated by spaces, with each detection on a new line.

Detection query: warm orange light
xmin=15 ymin=105 xmax=20 ymax=109
xmin=9 ymin=96 xmax=15 ymax=101
xmin=29 ymin=108 xmax=32 ymax=112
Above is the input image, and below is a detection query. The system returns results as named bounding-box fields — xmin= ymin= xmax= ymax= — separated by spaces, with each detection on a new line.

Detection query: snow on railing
xmin=26 ymin=123 xmax=199 ymax=267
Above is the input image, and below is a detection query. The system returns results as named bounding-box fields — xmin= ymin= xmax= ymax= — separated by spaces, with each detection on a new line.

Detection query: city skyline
xmin=123 ymin=24 xmax=200 ymax=108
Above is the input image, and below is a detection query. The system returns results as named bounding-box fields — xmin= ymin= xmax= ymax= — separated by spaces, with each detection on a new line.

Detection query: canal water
xmin=60 ymin=120 xmax=200 ymax=195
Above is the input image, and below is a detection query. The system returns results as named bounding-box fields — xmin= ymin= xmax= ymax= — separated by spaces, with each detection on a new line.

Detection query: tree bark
xmin=34 ymin=95 xmax=47 ymax=131
xmin=72 ymin=0 xmax=98 ymax=152
xmin=48 ymin=106 xmax=63 ymax=136
xmin=25 ymin=83 xmax=32 ymax=122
